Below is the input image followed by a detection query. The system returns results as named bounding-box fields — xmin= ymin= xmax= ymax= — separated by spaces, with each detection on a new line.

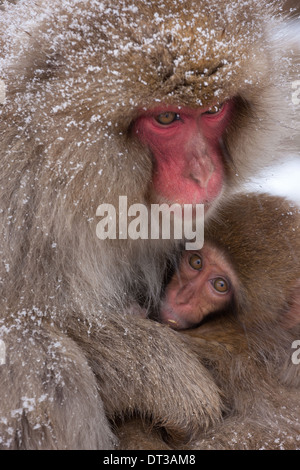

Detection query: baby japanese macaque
xmin=117 ymin=192 xmax=300 ymax=450
xmin=159 ymin=245 xmax=238 ymax=330
xmin=159 ymin=193 xmax=300 ymax=332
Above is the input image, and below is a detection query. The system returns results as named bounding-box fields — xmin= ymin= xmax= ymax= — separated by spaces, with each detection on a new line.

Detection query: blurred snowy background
xmin=248 ymin=4 xmax=300 ymax=205
xmin=247 ymin=157 xmax=300 ymax=204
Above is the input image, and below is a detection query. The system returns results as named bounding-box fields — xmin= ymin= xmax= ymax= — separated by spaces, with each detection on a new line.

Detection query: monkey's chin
xmin=155 ymin=186 xmax=223 ymax=207
xmin=203 ymin=184 xmax=226 ymax=219
xmin=159 ymin=303 xmax=201 ymax=331
xmin=148 ymin=186 xmax=224 ymax=222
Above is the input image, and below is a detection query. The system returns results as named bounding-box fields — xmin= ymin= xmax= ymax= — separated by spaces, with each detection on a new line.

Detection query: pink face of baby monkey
xmin=160 ymin=244 xmax=237 ymax=330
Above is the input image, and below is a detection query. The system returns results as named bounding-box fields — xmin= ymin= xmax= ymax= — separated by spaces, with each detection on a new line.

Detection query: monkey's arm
xmin=0 ymin=321 xmax=116 ymax=449
xmin=67 ymin=313 xmax=223 ymax=444
xmin=116 ymin=318 xmax=300 ymax=450
xmin=181 ymin=319 xmax=300 ymax=450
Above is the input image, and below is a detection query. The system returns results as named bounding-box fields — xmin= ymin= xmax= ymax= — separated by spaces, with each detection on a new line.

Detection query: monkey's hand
xmin=72 ymin=314 xmax=223 ymax=444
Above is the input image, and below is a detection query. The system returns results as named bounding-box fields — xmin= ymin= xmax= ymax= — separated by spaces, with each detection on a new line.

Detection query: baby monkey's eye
xmin=212 ymin=277 xmax=229 ymax=293
xmin=188 ymin=254 xmax=203 ymax=271
xmin=155 ymin=112 xmax=180 ymax=125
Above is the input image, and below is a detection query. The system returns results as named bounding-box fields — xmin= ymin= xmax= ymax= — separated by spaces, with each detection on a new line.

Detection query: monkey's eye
xmin=155 ymin=112 xmax=180 ymax=125
xmin=188 ymin=254 xmax=203 ymax=270
xmin=204 ymin=103 xmax=224 ymax=115
xmin=212 ymin=277 xmax=229 ymax=293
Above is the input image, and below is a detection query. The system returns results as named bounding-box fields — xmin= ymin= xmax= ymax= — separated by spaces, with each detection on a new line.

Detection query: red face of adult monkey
xmin=133 ymin=102 xmax=234 ymax=204
xmin=0 ymin=0 xmax=296 ymax=450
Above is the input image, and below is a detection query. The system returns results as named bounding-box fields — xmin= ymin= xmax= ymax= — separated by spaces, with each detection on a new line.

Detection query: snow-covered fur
xmin=0 ymin=0 xmax=298 ymax=449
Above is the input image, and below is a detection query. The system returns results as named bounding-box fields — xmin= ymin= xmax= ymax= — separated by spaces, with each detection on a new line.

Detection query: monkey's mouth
xmin=159 ymin=301 xmax=202 ymax=330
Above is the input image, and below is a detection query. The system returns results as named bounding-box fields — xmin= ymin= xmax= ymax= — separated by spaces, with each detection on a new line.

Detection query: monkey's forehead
xmin=0 ymin=0 xmax=284 ymax=114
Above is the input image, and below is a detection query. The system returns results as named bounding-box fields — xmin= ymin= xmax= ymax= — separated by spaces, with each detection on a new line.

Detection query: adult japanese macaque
xmin=118 ymin=193 xmax=300 ymax=450
xmin=0 ymin=0 xmax=297 ymax=449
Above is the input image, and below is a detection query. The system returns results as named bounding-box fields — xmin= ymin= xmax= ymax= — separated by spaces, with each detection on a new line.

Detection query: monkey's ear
xmin=282 ymin=280 xmax=300 ymax=329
